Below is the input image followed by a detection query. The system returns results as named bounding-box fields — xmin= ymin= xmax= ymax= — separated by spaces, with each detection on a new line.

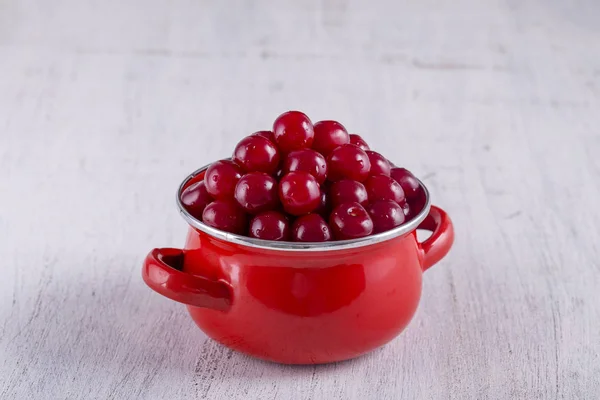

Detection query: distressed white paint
xmin=1 ymin=0 xmax=600 ymax=399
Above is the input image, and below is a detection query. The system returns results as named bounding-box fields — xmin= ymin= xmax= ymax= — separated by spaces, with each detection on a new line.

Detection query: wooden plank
xmin=1 ymin=0 xmax=599 ymax=398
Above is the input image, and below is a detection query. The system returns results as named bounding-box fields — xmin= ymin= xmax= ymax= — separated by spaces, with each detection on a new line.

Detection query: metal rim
xmin=176 ymin=163 xmax=431 ymax=252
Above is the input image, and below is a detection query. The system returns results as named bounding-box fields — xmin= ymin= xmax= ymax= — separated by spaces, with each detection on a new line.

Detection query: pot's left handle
xmin=142 ymin=248 xmax=232 ymax=311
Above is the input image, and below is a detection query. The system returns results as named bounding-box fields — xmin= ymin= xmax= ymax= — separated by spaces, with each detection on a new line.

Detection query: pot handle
xmin=417 ymin=205 xmax=454 ymax=271
xmin=142 ymin=248 xmax=232 ymax=311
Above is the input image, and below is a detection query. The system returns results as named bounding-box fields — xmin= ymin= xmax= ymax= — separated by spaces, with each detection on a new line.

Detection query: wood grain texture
xmin=1 ymin=0 xmax=599 ymax=398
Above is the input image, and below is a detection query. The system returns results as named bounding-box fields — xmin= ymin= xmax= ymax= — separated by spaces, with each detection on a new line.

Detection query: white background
xmin=1 ymin=0 xmax=599 ymax=399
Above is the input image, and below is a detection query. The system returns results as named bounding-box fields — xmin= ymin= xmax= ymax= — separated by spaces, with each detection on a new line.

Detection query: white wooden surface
xmin=1 ymin=0 xmax=600 ymax=398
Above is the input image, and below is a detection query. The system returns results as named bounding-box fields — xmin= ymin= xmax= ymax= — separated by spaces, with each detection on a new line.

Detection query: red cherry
xmin=368 ymin=200 xmax=405 ymax=233
xmin=365 ymin=175 xmax=405 ymax=204
xmin=233 ymin=135 xmax=280 ymax=175
xmin=292 ymin=214 xmax=332 ymax=242
xmin=327 ymin=144 xmax=371 ymax=182
xmin=278 ymin=172 xmax=321 ymax=216
xmin=252 ymin=130 xmax=275 ymax=142
xmin=366 ymin=151 xmax=391 ymax=176
xmin=282 ymin=149 xmax=328 ymax=184
xmin=349 ymin=134 xmax=370 ymax=151
xmin=202 ymin=199 xmax=247 ymax=234
xmin=329 ymin=179 xmax=369 ymax=207
xmin=273 ymin=111 xmax=314 ymax=153
xmin=234 ymin=172 xmax=279 ymax=214
xmin=249 ymin=211 xmax=290 ymax=241
xmin=312 ymin=120 xmax=349 ymax=156
xmin=390 ymin=168 xmax=422 ymax=200
xmin=402 ymin=202 xmax=411 ymax=219
xmin=408 ymin=190 xmax=427 ymax=218
xmin=313 ymin=190 xmax=331 ymax=217
xmin=181 ymin=181 xmax=213 ymax=219
xmin=329 ymin=202 xmax=374 ymax=240
xmin=204 ymin=160 xmax=243 ymax=199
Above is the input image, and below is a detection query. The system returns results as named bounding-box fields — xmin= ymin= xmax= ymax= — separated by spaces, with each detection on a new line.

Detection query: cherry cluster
xmin=180 ymin=111 xmax=426 ymax=242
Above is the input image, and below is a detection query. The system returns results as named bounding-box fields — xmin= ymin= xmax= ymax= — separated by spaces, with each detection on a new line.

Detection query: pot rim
xmin=176 ymin=163 xmax=431 ymax=252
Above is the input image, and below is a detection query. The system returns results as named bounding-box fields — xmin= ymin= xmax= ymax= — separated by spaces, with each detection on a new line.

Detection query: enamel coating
xmin=142 ymin=170 xmax=454 ymax=364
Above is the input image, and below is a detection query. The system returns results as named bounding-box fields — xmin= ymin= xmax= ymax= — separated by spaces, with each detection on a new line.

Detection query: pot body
xmin=142 ymin=166 xmax=453 ymax=364
xmin=181 ymin=228 xmax=423 ymax=364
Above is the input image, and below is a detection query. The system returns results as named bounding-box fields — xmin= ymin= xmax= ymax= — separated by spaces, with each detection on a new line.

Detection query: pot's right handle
xmin=142 ymin=248 xmax=232 ymax=311
xmin=417 ymin=205 xmax=454 ymax=272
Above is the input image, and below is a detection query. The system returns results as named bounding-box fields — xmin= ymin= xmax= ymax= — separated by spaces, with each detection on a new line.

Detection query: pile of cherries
xmin=180 ymin=111 xmax=426 ymax=242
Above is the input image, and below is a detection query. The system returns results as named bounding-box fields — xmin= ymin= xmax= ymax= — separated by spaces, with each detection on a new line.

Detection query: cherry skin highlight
xmin=349 ymin=134 xmax=370 ymax=151
xmin=402 ymin=202 xmax=411 ymax=219
xmin=327 ymin=144 xmax=371 ymax=182
xmin=202 ymin=199 xmax=248 ymax=234
xmin=249 ymin=211 xmax=290 ymax=241
xmin=233 ymin=135 xmax=280 ymax=175
xmin=312 ymin=120 xmax=349 ymax=156
xmin=180 ymin=181 xmax=213 ymax=219
xmin=365 ymin=174 xmax=406 ymax=204
xmin=282 ymin=149 xmax=328 ymax=184
xmin=329 ymin=202 xmax=374 ymax=240
xmin=251 ymin=130 xmax=275 ymax=142
xmin=273 ymin=111 xmax=314 ymax=153
xmin=390 ymin=167 xmax=422 ymax=200
xmin=234 ymin=172 xmax=279 ymax=214
xmin=329 ymin=179 xmax=369 ymax=207
xmin=366 ymin=151 xmax=391 ymax=176
xmin=204 ymin=160 xmax=243 ymax=199
xmin=368 ymin=200 xmax=405 ymax=233
xmin=292 ymin=214 xmax=332 ymax=242
xmin=278 ymin=172 xmax=321 ymax=216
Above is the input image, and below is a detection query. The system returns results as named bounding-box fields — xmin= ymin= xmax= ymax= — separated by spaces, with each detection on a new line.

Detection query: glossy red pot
xmin=142 ymin=166 xmax=454 ymax=364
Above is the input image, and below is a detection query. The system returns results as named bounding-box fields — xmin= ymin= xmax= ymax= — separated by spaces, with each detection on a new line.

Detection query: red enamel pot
xmin=143 ymin=165 xmax=454 ymax=365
